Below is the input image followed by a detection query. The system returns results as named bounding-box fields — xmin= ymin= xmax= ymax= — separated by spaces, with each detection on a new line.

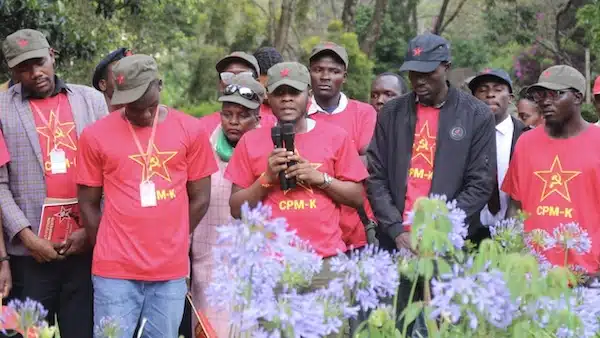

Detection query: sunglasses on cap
xmin=529 ymin=89 xmax=576 ymax=103
xmin=220 ymin=71 xmax=254 ymax=84
xmin=223 ymin=84 xmax=260 ymax=102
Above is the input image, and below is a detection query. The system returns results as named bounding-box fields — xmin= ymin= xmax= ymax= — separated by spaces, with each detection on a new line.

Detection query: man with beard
xmin=191 ymin=73 xmax=264 ymax=337
xmin=366 ymin=33 xmax=496 ymax=336
xmin=503 ymin=65 xmax=600 ymax=276
xmin=468 ymin=69 xmax=528 ymax=244
xmin=226 ymin=62 xmax=367 ymax=287
xmin=307 ymin=42 xmax=377 ymax=251
xmin=0 ymin=28 xmax=107 ymax=337
xmin=92 ymin=47 xmax=133 ymax=112
xmin=370 ymin=72 xmax=408 ymax=113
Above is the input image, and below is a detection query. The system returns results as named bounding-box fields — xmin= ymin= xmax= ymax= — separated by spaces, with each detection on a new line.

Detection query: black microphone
xmin=271 ymin=126 xmax=288 ymax=190
xmin=282 ymin=123 xmax=297 ymax=189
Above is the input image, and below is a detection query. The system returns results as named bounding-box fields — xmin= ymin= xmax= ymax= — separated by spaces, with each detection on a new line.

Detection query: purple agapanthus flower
xmin=94 ymin=316 xmax=123 ymax=338
xmin=429 ymin=260 xmax=519 ymax=330
xmin=329 ymin=245 xmax=398 ymax=311
xmin=2 ymin=298 xmax=48 ymax=334
xmin=490 ymin=218 xmax=524 ymax=249
xmin=552 ymin=223 xmax=592 ymax=255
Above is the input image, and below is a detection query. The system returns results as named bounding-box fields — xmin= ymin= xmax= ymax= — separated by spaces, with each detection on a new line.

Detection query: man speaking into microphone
xmin=226 ymin=62 xmax=367 ymax=288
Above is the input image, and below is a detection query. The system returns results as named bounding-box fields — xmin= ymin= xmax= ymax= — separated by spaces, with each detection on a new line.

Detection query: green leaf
xmin=399 ymin=301 xmax=424 ymax=327
xmin=416 ymin=257 xmax=435 ymax=279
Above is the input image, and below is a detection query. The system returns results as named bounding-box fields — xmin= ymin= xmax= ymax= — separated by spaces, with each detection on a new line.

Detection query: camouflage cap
xmin=2 ymin=29 xmax=51 ymax=68
xmin=266 ymin=62 xmax=310 ymax=93
xmin=111 ymin=54 xmax=159 ymax=105
xmin=528 ymin=65 xmax=586 ymax=95
xmin=216 ymin=51 xmax=260 ymax=76
xmin=218 ymin=73 xmax=265 ymax=109
xmin=309 ymin=41 xmax=349 ymax=67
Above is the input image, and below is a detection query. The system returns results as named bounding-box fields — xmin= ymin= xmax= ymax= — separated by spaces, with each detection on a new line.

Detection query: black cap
xmin=399 ymin=33 xmax=450 ymax=73
xmin=92 ymin=48 xmax=133 ymax=91
xmin=468 ymin=68 xmax=513 ymax=94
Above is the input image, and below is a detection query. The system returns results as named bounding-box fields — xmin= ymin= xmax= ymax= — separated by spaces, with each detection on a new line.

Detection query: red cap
xmin=594 ymin=76 xmax=600 ymax=95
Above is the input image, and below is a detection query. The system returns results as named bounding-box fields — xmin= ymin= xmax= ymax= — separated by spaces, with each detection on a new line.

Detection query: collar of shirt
xmin=496 ymin=114 xmax=514 ymax=135
xmin=307 ymin=92 xmax=348 ymax=115
xmin=22 ymin=76 xmax=70 ymax=100
xmin=415 ymin=95 xmax=446 ymax=108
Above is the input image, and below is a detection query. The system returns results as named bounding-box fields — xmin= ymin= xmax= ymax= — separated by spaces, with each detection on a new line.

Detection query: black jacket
xmin=366 ymin=87 xmax=497 ymax=245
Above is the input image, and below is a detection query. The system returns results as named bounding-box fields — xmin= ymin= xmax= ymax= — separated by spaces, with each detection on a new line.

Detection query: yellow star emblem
xmin=36 ymin=109 xmax=77 ymax=155
xmin=129 ymin=144 xmax=178 ymax=182
xmin=412 ymin=121 xmax=436 ymax=166
xmin=533 ymin=155 xmax=581 ymax=202
xmin=283 ymin=149 xmax=322 ymax=195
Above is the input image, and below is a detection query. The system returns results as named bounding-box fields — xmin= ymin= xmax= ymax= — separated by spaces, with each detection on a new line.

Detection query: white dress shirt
xmin=480 ymin=115 xmax=514 ymax=226
xmin=307 ymin=92 xmax=348 ymax=115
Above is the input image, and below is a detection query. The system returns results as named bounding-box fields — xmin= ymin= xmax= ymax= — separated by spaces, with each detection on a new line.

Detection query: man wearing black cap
xmin=468 ymin=68 xmax=528 ymax=243
xmin=77 ymin=54 xmax=217 ymax=337
xmin=92 ymin=47 xmax=132 ymax=112
xmin=0 ymin=28 xmax=108 ymax=337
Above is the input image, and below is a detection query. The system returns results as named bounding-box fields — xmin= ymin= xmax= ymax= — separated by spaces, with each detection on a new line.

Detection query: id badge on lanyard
xmin=50 ymin=148 xmax=67 ymax=174
xmin=140 ymin=181 xmax=157 ymax=207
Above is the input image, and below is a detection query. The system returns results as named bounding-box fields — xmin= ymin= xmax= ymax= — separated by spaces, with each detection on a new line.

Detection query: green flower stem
xmin=401 ymin=275 xmax=419 ymax=337
xmin=423 ymin=278 xmax=439 ymax=335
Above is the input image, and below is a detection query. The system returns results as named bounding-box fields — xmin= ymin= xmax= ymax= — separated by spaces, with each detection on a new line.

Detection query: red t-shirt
xmin=199 ymin=105 xmax=277 ymax=134
xmin=309 ymin=98 xmax=377 ymax=248
xmin=0 ymin=130 xmax=10 ymax=167
xmin=502 ymin=125 xmax=600 ymax=273
xmin=76 ymin=108 xmax=218 ymax=281
xmin=224 ymin=120 xmax=368 ymax=257
xmin=30 ymin=93 xmax=78 ymax=198
xmin=404 ymin=104 xmax=440 ymax=230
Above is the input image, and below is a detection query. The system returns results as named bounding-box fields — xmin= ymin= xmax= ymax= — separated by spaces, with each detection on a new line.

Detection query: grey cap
xmin=266 ymin=62 xmax=310 ymax=93
xmin=111 ymin=54 xmax=159 ymax=105
xmin=2 ymin=29 xmax=51 ymax=68
xmin=527 ymin=65 xmax=586 ymax=95
xmin=218 ymin=73 xmax=265 ymax=109
xmin=216 ymin=51 xmax=260 ymax=76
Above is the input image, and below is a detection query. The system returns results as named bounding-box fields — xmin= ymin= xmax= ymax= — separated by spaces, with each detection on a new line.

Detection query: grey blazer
xmin=0 ymin=83 xmax=108 ymax=256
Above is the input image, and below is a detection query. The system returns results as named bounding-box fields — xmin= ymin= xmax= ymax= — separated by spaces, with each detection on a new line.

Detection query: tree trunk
xmin=268 ymin=0 xmax=277 ymax=45
xmin=341 ymin=0 xmax=358 ymax=32
xmin=432 ymin=0 xmax=450 ymax=34
xmin=274 ymin=0 xmax=296 ymax=52
xmin=360 ymin=0 xmax=388 ymax=57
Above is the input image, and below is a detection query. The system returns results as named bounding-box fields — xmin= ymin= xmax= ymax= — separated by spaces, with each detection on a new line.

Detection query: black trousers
xmin=178 ymin=298 xmax=193 ymax=338
xmin=3 ymin=254 xmax=93 ymax=338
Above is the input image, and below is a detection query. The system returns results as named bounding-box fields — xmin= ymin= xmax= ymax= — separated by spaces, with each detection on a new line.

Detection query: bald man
xmin=370 ymin=72 xmax=408 ymax=113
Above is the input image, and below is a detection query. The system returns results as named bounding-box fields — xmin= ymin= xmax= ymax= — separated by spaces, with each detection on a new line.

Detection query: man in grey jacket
xmin=366 ymin=33 xmax=496 ymax=336
xmin=0 ymin=29 xmax=107 ymax=337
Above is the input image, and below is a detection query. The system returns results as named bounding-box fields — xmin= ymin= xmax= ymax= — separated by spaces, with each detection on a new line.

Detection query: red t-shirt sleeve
xmin=357 ymin=105 xmax=377 ymax=153
xmin=0 ymin=130 xmax=10 ymax=167
xmin=502 ymin=140 xmax=522 ymax=201
xmin=224 ymin=135 xmax=256 ymax=188
xmin=334 ymin=132 xmax=369 ymax=182
xmin=187 ymin=124 xmax=218 ymax=181
xmin=76 ymin=129 xmax=104 ymax=187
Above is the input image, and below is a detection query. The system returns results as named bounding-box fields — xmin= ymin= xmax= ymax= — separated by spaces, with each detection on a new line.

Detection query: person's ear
xmin=49 ymin=48 xmax=56 ymax=65
xmin=343 ymin=68 xmax=348 ymax=84
xmin=98 ymin=79 xmax=107 ymax=92
xmin=573 ymin=91 xmax=583 ymax=105
xmin=158 ymin=79 xmax=163 ymax=92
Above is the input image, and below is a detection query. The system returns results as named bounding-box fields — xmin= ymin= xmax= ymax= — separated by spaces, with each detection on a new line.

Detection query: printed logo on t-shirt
xmin=36 ymin=109 xmax=77 ymax=172
xmin=408 ymin=121 xmax=436 ymax=181
xmin=279 ymin=149 xmax=322 ymax=211
xmin=129 ymin=143 xmax=178 ymax=203
xmin=533 ymin=155 xmax=581 ymax=219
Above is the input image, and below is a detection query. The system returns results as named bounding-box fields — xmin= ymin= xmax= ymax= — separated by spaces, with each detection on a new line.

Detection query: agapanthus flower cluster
xmin=4 ymin=298 xmax=48 ymax=333
xmin=404 ymin=194 xmax=468 ymax=252
xmin=329 ymin=245 xmax=399 ymax=311
xmin=94 ymin=316 xmax=123 ymax=338
xmin=490 ymin=218 xmax=525 ymax=251
xmin=206 ymin=202 xmax=365 ymax=336
xmin=552 ymin=222 xmax=592 ymax=255
xmin=429 ymin=259 xmax=519 ymax=330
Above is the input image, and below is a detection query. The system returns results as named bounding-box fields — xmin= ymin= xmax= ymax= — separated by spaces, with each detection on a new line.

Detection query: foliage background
xmin=1 ymin=0 xmax=599 ymax=118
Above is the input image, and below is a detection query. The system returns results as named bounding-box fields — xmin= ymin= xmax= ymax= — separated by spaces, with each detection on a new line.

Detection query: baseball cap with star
xmin=2 ymin=29 xmax=51 ymax=68
xmin=399 ymin=33 xmax=451 ymax=73
xmin=527 ymin=65 xmax=586 ymax=96
xmin=110 ymin=54 xmax=159 ymax=105
xmin=266 ymin=62 xmax=310 ymax=93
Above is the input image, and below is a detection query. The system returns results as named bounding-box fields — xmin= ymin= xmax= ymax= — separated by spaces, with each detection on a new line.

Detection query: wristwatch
xmin=318 ymin=172 xmax=333 ymax=190
xmin=259 ymin=172 xmax=273 ymax=188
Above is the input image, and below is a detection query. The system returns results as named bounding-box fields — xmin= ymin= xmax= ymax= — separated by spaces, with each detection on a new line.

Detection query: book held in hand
xmin=38 ymin=198 xmax=80 ymax=243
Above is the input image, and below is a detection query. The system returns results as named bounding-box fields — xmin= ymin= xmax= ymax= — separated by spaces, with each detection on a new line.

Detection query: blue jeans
xmin=93 ymin=276 xmax=187 ymax=338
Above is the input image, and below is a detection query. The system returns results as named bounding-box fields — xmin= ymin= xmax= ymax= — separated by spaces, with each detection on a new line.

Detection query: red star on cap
xmin=280 ymin=68 xmax=290 ymax=77
xmin=17 ymin=39 xmax=28 ymax=48
xmin=324 ymin=41 xmax=336 ymax=47
xmin=116 ymin=74 xmax=125 ymax=85
xmin=483 ymin=68 xmax=492 ymax=73
xmin=413 ymin=47 xmax=423 ymax=56
xmin=125 ymin=50 xmax=133 ymax=57
xmin=543 ymin=70 xmax=551 ymax=77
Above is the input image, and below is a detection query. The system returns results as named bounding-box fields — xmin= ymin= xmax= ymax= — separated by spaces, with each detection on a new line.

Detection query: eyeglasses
xmin=223 ymin=84 xmax=259 ymax=102
xmin=529 ymin=89 xmax=574 ymax=103
xmin=220 ymin=71 xmax=254 ymax=84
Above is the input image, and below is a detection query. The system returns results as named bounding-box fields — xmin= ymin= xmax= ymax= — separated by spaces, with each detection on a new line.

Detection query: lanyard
xmin=30 ymin=96 xmax=62 ymax=150
xmin=126 ymin=106 xmax=160 ymax=182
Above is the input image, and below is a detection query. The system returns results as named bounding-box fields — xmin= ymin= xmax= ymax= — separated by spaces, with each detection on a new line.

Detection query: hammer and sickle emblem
xmin=416 ymin=139 xmax=429 ymax=151
xmin=148 ymin=156 xmax=160 ymax=171
xmin=550 ymin=174 xmax=562 ymax=188
xmin=54 ymin=128 xmax=64 ymax=138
